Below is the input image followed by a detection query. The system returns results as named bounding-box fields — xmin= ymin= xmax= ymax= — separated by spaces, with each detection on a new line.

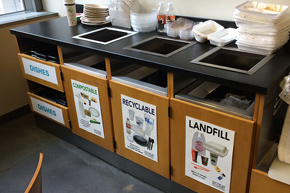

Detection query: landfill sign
xmin=121 ymin=94 xmax=158 ymax=162
xmin=185 ymin=116 xmax=235 ymax=193
xmin=71 ymin=79 xmax=105 ymax=138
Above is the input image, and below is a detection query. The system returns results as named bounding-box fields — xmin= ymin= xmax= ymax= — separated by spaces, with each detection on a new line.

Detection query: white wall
xmin=43 ymin=0 xmax=290 ymax=21
xmin=0 ymin=15 xmax=58 ymax=116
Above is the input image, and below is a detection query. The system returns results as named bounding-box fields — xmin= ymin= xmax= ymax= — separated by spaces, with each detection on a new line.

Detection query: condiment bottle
xmin=126 ymin=118 xmax=131 ymax=134
xmin=157 ymin=2 xmax=166 ymax=33
xmin=166 ymin=2 xmax=175 ymax=24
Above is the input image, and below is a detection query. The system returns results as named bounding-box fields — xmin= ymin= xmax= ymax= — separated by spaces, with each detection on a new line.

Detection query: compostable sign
xmin=71 ymin=79 xmax=104 ymax=138
xmin=185 ymin=116 xmax=235 ymax=193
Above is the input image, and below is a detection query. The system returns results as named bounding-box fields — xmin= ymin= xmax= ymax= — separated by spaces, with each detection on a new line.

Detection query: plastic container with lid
xmin=179 ymin=29 xmax=194 ymax=40
xmin=130 ymin=10 xmax=157 ymax=32
xmin=192 ymin=20 xmax=224 ymax=43
xmin=109 ymin=2 xmax=130 ymax=28
xmin=207 ymin=28 xmax=238 ymax=46
xmin=130 ymin=11 xmax=157 ymax=24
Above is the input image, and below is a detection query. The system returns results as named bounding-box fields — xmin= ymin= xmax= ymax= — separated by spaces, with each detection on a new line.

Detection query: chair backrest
xmin=25 ymin=153 xmax=43 ymax=193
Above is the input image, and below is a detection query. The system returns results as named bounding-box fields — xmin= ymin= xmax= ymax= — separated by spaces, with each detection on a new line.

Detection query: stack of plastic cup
xmin=64 ymin=0 xmax=77 ymax=26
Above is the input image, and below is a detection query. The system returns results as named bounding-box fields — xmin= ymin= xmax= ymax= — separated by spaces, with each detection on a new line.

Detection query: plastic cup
xmin=65 ymin=4 xmax=77 ymax=26
xmin=210 ymin=153 xmax=218 ymax=166
xmin=191 ymin=149 xmax=198 ymax=162
xmin=201 ymin=156 xmax=208 ymax=166
xmin=135 ymin=116 xmax=144 ymax=129
xmin=128 ymin=109 xmax=135 ymax=121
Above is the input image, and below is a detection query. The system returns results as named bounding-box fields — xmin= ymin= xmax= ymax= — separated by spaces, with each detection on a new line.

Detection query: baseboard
xmin=0 ymin=105 xmax=31 ymax=126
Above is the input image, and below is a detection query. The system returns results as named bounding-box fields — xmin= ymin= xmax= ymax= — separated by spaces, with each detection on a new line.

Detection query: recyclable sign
xmin=121 ymin=94 xmax=158 ymax=162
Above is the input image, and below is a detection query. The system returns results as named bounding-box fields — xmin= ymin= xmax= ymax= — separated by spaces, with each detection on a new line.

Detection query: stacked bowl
xmin=233 ymin=1 xmax=290 ymax=54
xmin=81 ymin=4 xmax=110 ymax=25
xmin=130 ymin=11 xmax=157 ymax=32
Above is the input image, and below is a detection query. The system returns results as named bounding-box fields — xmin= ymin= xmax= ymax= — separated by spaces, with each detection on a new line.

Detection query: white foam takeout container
xmin=204 ymin=141 xmax=229 ymax=158
xmin=207 ymin=28 xmax=238 ymax=47
xmin=235 ymin=1 xmax=289 ymax=20
xmin=192 ymin=20 xmax=224 ymax=43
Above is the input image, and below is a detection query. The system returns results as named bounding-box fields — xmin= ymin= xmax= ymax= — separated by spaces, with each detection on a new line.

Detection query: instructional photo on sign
xmin=121 ymin=94 xmax=158 ymax=162
xmin=185 ymin=116 xmax=235 ymax=193
xmin=71 ymin=79 xmax=105 ymax=138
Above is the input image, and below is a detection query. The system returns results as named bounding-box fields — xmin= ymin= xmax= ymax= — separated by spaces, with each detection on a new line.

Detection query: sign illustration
xmin=71 ymin=79 xmax=104 ymax=138
xmin=185 ymin=116 xmax=235 ymax=193
xmin=121 ymin=94 xmax=158 ymax=162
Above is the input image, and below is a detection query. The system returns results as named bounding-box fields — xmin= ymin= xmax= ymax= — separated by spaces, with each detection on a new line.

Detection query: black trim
xmin=0 ymin=105 xmax=31 ymax=126
xmin=76 ymin=4 xmax=84 ymax=13
xmin=107 ymin=86 xmax=111 ymax=98
xmin=113 ymin=139 xmax=116 ymax=149
xmin=60 ymin=71 xmax=64 ymax=81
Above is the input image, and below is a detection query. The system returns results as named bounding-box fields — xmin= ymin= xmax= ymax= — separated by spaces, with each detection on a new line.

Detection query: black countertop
xmin=10 ymin=16 xmax=290 ymax=94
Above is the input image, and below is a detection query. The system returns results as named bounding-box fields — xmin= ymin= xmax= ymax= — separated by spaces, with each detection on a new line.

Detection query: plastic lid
xmin=159 ymin=2 xmax=164 ymax=6
xmin=168 ymin=2 xmax=173 ymax=7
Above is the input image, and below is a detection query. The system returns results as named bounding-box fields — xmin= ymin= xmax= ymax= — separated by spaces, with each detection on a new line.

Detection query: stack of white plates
xmin=233 ymin=1 xmax=290 ymax=54
xmin=81 ymin=4 xmax=110 ymax=25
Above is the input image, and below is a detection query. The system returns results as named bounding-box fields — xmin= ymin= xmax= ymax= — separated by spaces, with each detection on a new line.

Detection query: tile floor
xmin=0 ymin=113 xmax=165 ymax=193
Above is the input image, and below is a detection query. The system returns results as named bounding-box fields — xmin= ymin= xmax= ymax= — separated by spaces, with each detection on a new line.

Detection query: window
xmin=0 ymin=0 xmax=24 ymax=15
xmin=0 ymin=0 xmax=42 ymax=15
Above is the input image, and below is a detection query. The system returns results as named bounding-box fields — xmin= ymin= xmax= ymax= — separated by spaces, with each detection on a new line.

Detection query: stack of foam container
xmin=233 ymin=1 xmax=290 ymax=54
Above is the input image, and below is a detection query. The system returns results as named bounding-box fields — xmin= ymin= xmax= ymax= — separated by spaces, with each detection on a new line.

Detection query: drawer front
xmin=170 ymin=98 xmax=255 ymax=193
xmin=18 ymin=54 xmax=64 ymax=92
xmin=249 ymin=169 xmax=290 ymax=193
xmin=28 ymin=92 xmax=70 ymax=128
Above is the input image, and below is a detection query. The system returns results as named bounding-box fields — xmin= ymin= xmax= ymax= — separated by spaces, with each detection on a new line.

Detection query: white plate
xmin=81 ymin=16 xmax=108 ymax=22
xmin=84 ymin=4 xmax=108 ymax=9
xmin=89 ymin=107 xmax=100 ymax=117
xmin=127 ymin=135 xmax=134 ymax=143
xmin=81 ymin=20 xmax=110 ymax=26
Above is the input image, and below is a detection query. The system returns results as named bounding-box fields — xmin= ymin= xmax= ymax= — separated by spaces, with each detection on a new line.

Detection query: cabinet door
xmin=170 ymin=98 xmax=255 ymax=193
xmin=61 ymin=65 xmax=114 ymax=152
xmin=110 ymin=80 xmax=170 ymax=178
xmin=18 ymin=54 xmax=64 ymax=92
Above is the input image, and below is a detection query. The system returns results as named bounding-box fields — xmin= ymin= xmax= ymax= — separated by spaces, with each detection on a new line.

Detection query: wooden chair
xmin=25 ymin=153 xmax=43 ymax=193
